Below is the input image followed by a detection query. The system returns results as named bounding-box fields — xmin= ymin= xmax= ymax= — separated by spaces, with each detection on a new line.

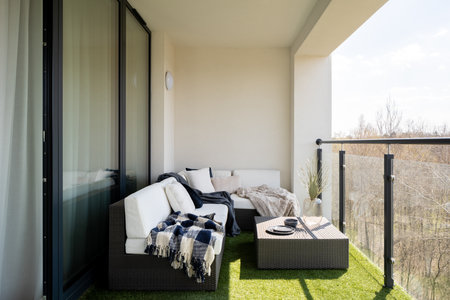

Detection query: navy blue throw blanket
xmin=157 ymin=172 xmax=241 ymax=237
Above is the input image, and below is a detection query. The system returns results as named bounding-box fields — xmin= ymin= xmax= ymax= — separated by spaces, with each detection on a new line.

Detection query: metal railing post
xmin=339 ymin=150 xmax=346 ymax=233
xmin=317 ymin=148 xmax=322 ymax=199
xmin=384 ymin=153 xmax=395 ymax=288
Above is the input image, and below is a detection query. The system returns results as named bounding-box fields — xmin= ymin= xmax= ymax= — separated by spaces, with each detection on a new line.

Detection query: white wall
xmin=174 ymin=47 xmax=291 ymax=189
xmin=151 ymin=32 xmax=175 ymax=182
xmin=164 ymin=37 xmax=175 ymax=173
xmin=292 ymin=55 xmax=332 ymax=220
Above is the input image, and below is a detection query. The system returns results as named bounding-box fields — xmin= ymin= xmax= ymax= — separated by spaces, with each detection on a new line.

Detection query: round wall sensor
xmin=165 ymin=71 xmax=174 ymax=90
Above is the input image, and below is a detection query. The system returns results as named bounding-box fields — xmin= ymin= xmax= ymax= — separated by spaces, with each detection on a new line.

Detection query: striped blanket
xmin=145 ymin=212 xmax=224 ymax=283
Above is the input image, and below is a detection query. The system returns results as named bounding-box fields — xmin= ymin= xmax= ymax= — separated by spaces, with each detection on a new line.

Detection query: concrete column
xmin=151 ymin=32 xmax=175 ymax=182
xmin=291 ymin=55 xmax=332 ymax=220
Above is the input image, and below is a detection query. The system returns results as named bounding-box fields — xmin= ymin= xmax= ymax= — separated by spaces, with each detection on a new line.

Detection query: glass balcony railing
xmin=317 ymin=138 xmax=449 ymax=300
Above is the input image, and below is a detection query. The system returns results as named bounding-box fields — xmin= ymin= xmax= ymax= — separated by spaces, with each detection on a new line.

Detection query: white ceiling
xmin=129 ymin=0 xmax=318 ymax=48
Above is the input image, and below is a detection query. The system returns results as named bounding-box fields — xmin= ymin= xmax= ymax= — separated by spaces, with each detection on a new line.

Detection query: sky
xmin=332 ymin=0 xmax=450 ymax=135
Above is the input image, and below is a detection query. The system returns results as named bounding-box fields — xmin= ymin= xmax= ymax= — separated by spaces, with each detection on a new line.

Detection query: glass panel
xmin=331 ymin=145 xmax=450 ymax=300
xmin=392 ymin=145 xmax=449 ymax=300
xmin=62 ymin=0 xmax=119 ymax=287
xmin=331 ymin=151 xmax=385 ymax=267
xmin=126 ymin=10 xmax=149 ymax=195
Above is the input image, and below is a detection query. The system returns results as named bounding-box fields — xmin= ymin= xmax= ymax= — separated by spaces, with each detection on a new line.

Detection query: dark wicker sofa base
xmin=109 ymin=200 xmax=225 ymax=291
xmin=234 ymin=208 xmax=260 ymax=231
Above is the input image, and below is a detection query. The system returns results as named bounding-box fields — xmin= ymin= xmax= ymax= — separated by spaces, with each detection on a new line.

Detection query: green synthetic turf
xmin=81 ymin=232 xmax=411 ymax=300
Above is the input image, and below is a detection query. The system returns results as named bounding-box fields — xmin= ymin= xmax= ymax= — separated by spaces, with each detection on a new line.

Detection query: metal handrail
xmin=316 ymin=137 xmax=450 ymax=145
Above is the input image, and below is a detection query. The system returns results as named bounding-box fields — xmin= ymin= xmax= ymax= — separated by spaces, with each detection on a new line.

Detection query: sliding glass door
xmin=126 ymin=9 xmax=149 ymax=195
xmin=62 ymin=0 xmax=119 ymax=288
xmin=44 ymin=0 xmax=151 ymax=297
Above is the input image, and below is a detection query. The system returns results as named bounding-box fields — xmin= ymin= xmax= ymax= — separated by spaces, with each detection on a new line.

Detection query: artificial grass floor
xmin=81 ymin=232 xmax=411 ymax=299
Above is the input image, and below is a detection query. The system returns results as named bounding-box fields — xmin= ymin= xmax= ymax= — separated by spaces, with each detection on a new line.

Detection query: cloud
xmin=331 ymin=1 xmax=450 ymax=134
xmin=388 ymin=44 xmax=426 ymax=67
xmin=432 ymin=28 xmax=448 ymax=38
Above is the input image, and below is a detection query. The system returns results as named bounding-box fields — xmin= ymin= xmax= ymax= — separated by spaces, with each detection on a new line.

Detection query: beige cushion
xmin=185 ymin=168 xmax=215 ymax=193
xmin=211 ymin=176 xmax=241 ymax=194
xmin=165 ymin=182 xmax=196 ymax=213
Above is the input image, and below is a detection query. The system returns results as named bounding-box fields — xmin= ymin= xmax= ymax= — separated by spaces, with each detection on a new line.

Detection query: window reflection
xmin=126 ymin=9 xmax=149 ymax=195
xmin=62 ymin=0 xmax=119 ymax=287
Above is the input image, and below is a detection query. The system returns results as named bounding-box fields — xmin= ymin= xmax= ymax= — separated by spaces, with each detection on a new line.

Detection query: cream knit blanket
xmin=236 ymin=184 xmax=300 ymax=217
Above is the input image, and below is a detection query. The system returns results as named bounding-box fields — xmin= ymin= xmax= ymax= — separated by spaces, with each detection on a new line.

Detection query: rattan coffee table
xmin=254 ymin=216 xmax=348 ymax=269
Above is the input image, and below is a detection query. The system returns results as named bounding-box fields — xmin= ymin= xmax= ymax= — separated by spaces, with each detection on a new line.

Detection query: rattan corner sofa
xmin=108 ymin=169 xmax=280 ymax=291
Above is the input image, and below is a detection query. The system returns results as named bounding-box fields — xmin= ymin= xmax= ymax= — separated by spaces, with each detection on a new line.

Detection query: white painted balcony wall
xmin=140 ymin=0 xmax=388 ymax=221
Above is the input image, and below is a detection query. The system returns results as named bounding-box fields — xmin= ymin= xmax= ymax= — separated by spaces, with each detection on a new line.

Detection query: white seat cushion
xmin=125 ymin=203 xmax=227 ymax=255
xmin=231 ymin=194 xmax=255 ymax=209
xmin=165 ymin=182 xmax=196 ymax=214
xmin=125 ymin=238 xmax=148 ymax=255
xmin=124 ymin=182 xmax=172 ymax=239
xmin=232 ymin=169 xmax=280 ymax=189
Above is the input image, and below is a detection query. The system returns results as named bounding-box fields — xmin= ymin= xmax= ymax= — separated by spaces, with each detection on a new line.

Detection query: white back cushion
xmin=159 ymin=177 xmax=177 ymax=187
xmin=232 ymin=169 xmax=280 ymax=188
xmin=212 ymin=169 xmax=232 ymax=178
xmin=125 ymin=179 xmax=174 ymax=238
xmin=165 ymin=182 xmax=196 ymax=213
xmin=185 ymin=168 xmax=215 ymax=193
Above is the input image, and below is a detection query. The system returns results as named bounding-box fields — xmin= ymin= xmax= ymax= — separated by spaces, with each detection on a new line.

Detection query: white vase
xmin=302 ymin=198 xmax=323 ymax=228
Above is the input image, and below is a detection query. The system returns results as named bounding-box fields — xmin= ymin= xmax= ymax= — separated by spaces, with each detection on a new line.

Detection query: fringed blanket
xmin=145 ymin=212 xmax=224 ymax=283
xmin=236 ymin=184 xmax=300 ymax=217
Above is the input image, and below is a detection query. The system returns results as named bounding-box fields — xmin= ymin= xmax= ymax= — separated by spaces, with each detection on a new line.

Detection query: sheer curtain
xmin=0 ymin=0 xmax=43 ymax=299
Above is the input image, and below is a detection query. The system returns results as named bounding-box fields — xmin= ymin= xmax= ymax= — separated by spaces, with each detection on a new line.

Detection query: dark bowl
xmin=284 ymin=218 xmax=298 ymax=227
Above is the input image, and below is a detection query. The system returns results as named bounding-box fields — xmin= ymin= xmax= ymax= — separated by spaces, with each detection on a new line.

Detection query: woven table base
xmin=255 ymin=216 xmax=348 ymax=269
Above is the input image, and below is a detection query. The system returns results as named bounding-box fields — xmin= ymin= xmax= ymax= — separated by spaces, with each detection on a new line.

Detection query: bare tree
xmin=376 ymin=97 xmax=402 ymax=137
xmin=354 ymin=115 xmax=377 ymax=138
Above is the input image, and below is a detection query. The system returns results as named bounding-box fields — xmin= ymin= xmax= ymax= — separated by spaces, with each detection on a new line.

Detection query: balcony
xmin=77 ymin=138 xmax=443 ymax=299
xmin=79 ymin=138 xmax=450 ymax=300
xmin=3 ymin=0 xmax=447 ymax=299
